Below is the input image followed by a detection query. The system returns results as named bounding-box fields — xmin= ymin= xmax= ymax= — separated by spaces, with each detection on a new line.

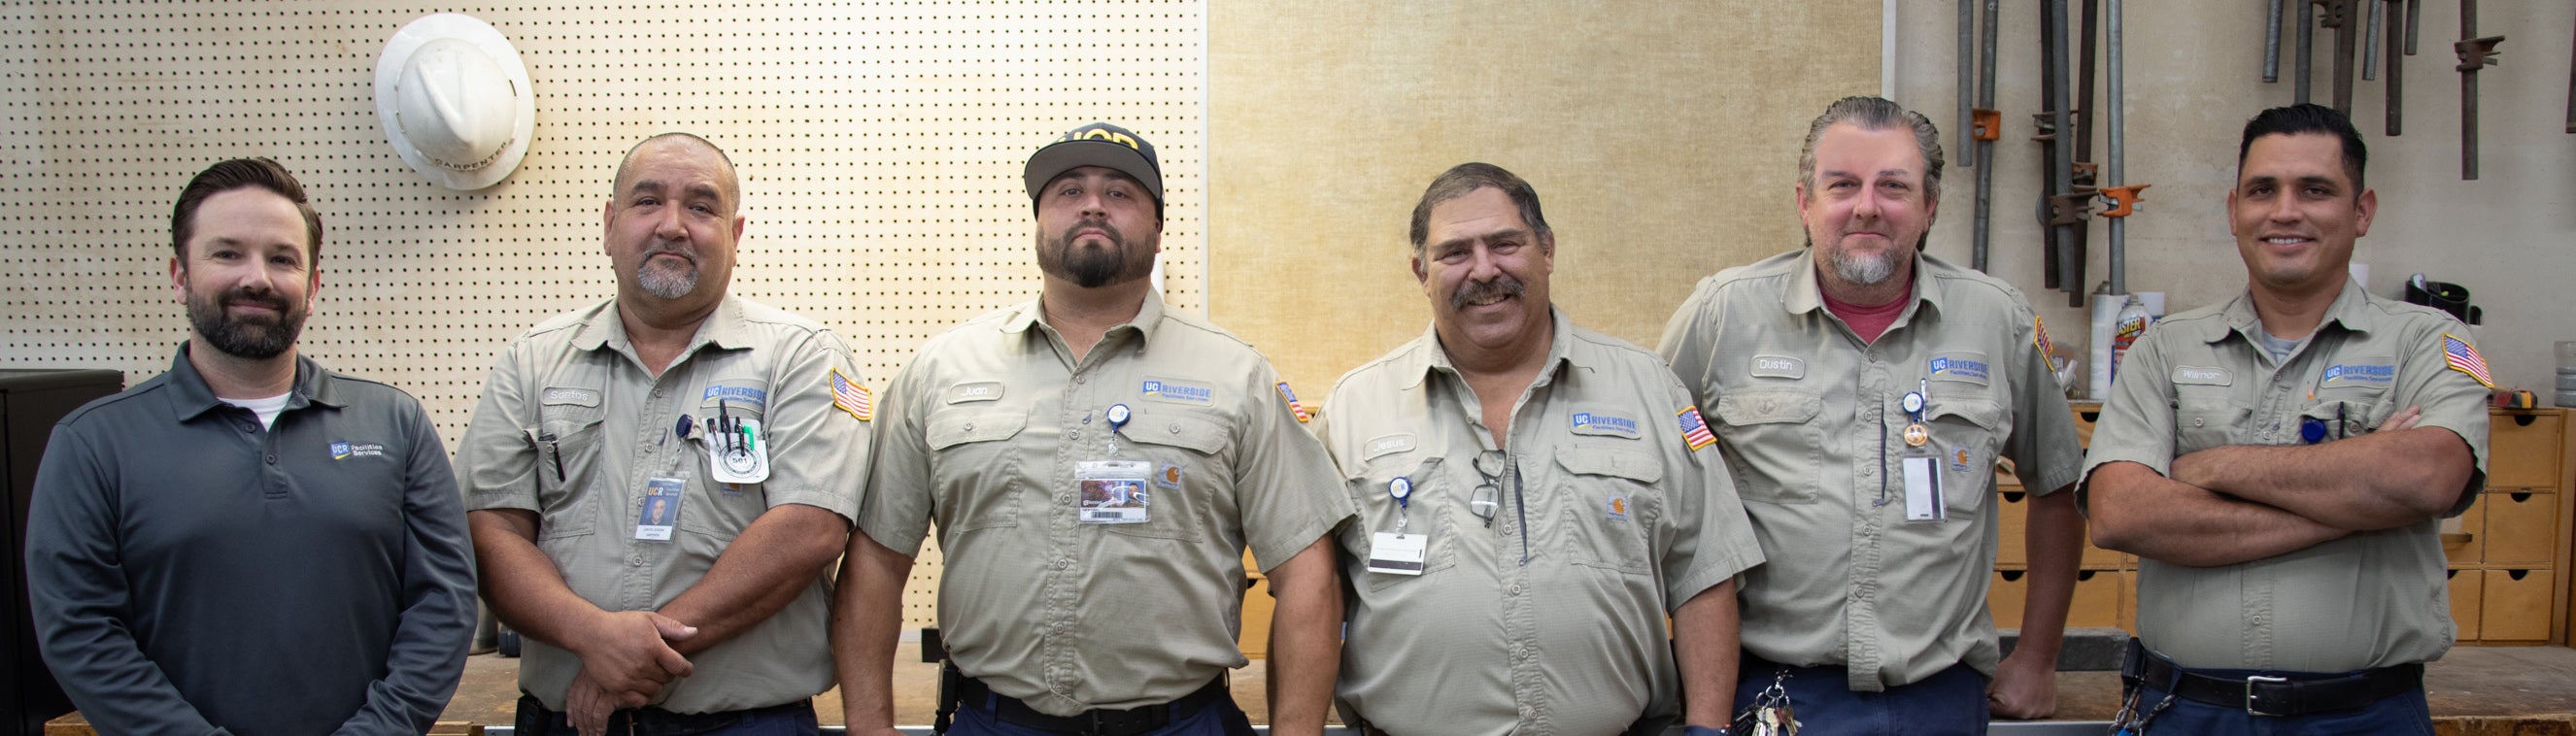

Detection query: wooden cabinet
xmin=1991 ymin=406 xmax=2574 ymax=649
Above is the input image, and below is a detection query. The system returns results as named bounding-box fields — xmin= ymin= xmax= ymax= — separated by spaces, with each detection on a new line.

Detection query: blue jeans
xmin=1732 ymin=657 xmax=1990 ymax=736
xmin=514 ymin=693 xmax=819 ymax=736
xmin=949 ymin=691 xmax=1255 ymax=736
xmin=2125 ymin=675 xmax=2433 ymax=735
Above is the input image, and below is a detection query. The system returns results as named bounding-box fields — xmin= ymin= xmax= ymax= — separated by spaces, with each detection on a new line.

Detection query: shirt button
xmin=629 ymin=554 xmax=645 ymax=566
xmin=2193 ymin=418 xmax=2206 ymax=427
xmin=1068 ymin=429 xmax=1080 ymax=441
xmin=652 ymin=388 xmax=664 ymax=399
xmin=1508 ymin=584 xmax=1524 ymax=596
xmin=1055 ymin=558 xmax=1071 ymax=570
xmin=1168 ymin=423 xmax=1181 ymax=434
xmin=964 ymin=422 xmax=975 ymax=431
xmin=1075 ymin=375 xmax=1088 ymax=385
xmin=265 ymin=453 xmax=277 ymax=464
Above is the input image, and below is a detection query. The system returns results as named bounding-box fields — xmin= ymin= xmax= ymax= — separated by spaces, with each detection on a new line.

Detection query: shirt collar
xmin=164 ymin=343 xmax=339 ymax=423
xmin=1000 ymin=287 xmax=1169 ymax=347
xmin=1396 ymin=306 xmax=1577 ymax=390
xmin=570 ymin=294 xmax=750 ymax=358
xmin=2216 ymin=278 xmax=2377 ymax=345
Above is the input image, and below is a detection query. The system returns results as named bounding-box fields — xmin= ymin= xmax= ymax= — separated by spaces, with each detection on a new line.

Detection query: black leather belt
xmin=2126 ymin=644 xmax=2423 ymax=718
xmin=961 ymin=676 xmax=1229 ymax=736
xmin=515 ymin=692 xmax=813 ymax=736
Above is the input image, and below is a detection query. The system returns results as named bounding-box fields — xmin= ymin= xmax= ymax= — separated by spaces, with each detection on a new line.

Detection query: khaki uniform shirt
xmin=457 ymin=295 xmax=871 ymax=713
xmin=1657 ymin=250 xmax=2084 ymax=691
xmin=2081 ymin=283 xmax=2491 ymax=671
xmin=858 ymin=290 xmax=1353 ymax=718
xmin=1320 ymin=310 xmax=1764 ymax=736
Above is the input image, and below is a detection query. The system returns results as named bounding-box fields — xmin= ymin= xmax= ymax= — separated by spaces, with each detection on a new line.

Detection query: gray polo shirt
xmin=2081 ymin=283 xmax=2491 ymax=671
xmin=26 ymin=346 xmax=477 ymax=735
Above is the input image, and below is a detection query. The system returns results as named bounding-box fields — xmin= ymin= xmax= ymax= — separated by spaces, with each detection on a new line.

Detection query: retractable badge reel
xmin=1898 ymin=381 xmax=1946 ymax=522
xmin=1367 ymin=476 xmax=1427 ymax=576
xmin=1077 ymin=404 xmax=1154 ymax=524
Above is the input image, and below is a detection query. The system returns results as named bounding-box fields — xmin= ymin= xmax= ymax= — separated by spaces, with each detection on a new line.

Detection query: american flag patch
xmin=832 ymin=368 xmax=873 ymax=421
xmin=2443 ymin=333 xmax=2494 ymax=388
xmin=1276 ymin=381 xmax=1310 ymax=423
xmin=2032 ymin=316 xmax=2054 ymax=357
xmin=1677 ymin=406 xmax=1715 ymax=451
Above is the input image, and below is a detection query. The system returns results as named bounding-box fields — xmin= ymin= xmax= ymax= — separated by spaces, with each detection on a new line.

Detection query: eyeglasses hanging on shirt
xmin=1468 ymin=449 xmax=1531 ymax=564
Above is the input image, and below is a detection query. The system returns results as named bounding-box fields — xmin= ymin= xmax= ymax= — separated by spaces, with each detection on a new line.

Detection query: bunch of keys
xmin=1734 ymin=668 xmax=1800 ymax=736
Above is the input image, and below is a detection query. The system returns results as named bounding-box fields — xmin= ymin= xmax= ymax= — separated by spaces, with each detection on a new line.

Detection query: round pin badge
xmin=675 ymin=415 xmax=695 ymax=439
xmin=2299 ymin=417 xmax=2328 ymax=445
xmin=1903 ymin=422 xmax=1931 ymax=447
xmin=1902 ymin=391 xmax=1926 ymax=416
xmin=1388 ymin=477 xmax=1412 ymax=500
xmin=1105 ymin=403 xmax=1132 ymax=427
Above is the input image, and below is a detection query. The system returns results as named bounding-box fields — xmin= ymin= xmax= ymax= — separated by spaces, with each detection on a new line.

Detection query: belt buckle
xmin=2244 ymin=674 xmax=2291 ymax=717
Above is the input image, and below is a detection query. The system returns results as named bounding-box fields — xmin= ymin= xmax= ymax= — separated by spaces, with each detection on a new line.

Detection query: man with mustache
xmin=457 ymin=133 xmax=871 ymax=735
xmin=2082 ymin=104 xmax=2488 ymax=734
xmin=1657 ymin=96 xmax=2085 ymax=734
xmin=25 ymin=157 xmax=477 ymax=734
xmin=1317 ymin=163 xmax=1764 ymax=735
xmin=835 ymin=122 xmax=1353 ymax=736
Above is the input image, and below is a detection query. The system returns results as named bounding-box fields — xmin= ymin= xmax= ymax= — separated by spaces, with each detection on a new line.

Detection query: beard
xmin=1036 ymin=217 xmax=1157 ymax=288
xmin=185 ymin=281 xmax=306 ymax=360
xmin=636 ymin=243 xmax=700 ymax=299
xmin=1451 ymin=274 xmax=1526 ymax=311
xmin=1823 ymin=236 xmax=1901 ymax=285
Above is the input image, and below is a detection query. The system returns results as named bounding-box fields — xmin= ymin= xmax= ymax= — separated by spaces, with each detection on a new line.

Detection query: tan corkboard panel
xmin=1208 ymin=2 xmax=1882 ymax=397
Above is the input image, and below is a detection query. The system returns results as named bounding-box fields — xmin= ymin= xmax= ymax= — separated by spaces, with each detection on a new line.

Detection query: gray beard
xmin=1830 ymin=245 xmax=1898 ymax=285
xmin=638 ymin=258 xmax=698 ymax=299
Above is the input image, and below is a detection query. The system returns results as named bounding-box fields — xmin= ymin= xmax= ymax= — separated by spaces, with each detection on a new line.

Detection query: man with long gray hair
xmin=1656 ymin=96 xmax=2085 ymax=733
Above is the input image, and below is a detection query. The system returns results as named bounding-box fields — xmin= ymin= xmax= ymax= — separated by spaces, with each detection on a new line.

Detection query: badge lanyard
xmin=1366 ymin=475 xmax=1427 ymax=576
xmin=1077 ymin=403 xmax=1153 ymax=524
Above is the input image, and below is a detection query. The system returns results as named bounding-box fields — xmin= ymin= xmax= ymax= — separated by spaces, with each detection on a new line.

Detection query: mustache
xmin=220 ymin=285 xmax=294 ymax=317
xmin=1060 ymin=217 xmax=1123 ymax=245
xmin=643 ymin=241 xmax=697 ymax=263
xmin=1451 ymin=276 xmax=1524 ymax=311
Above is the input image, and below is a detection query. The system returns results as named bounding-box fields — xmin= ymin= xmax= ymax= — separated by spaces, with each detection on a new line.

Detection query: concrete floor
xmin=431 ymin=644 xmax=2576 ymax=729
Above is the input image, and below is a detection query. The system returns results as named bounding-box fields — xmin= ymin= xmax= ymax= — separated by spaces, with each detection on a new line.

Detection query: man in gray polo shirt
xmin=2084 ymin=104 xmax=2488 ymax=733
xmin=458 ymin=133 xmax=870 ymax=735
xmin=26 ymin=157 xmax=477 ymax=735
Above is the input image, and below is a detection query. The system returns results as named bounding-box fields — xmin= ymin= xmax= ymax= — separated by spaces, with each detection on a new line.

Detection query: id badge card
xmin=1367 ymin=531 xmax=1427 ymax=576
xmin=636 ymin=477 xmax=684 ymax=541
xmin=1901 ymin=452 xmax=1947 ymax=522
xmin=1076 ymin=459 xmax=1154 ymax=524
xmin=702 ymin=418 xmax=771 ymax=485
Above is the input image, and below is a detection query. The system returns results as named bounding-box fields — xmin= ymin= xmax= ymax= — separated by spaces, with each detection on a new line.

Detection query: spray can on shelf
xmin=2109 ymin=294 xmax=2154 ymax=389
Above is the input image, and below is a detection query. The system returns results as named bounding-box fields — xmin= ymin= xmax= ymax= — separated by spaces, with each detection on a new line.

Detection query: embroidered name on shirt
xmin=1363 ymin=433 xmax=1417 ymax=459
xmin=947 ymin=381 xmax=1004 ymax=404
xmin=2172 ymin=365 xmax=2231 ymax=385
xmin=1141 ymin=378 xmax=1214 ymax=405
xmin=541 ymin=387 xmax=600 ymax=407
xmin=1570 ymin=412 xmax=1641 ymax=438
xmin=1749 ymin=355 xmax=1806 ymax=380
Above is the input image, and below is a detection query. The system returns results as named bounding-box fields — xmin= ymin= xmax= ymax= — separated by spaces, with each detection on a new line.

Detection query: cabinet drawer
xmin=2447 ymin=569 xmax=2481 ymax=641
xmin=2487 ymin=411 xmax=2564 ymax=489
xmin=2480 ymin=491 xmax=2559 ymax=567
xmin=2441 ymin=503 xmax=2484 ymax=567
xmin=2480 ymin=569 xmax=2553 ymax=642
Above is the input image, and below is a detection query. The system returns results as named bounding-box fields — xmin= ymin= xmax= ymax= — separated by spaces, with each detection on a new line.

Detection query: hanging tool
xmin=1971 ymin=0 xmax=2000 ymax=272
xmin=2264 ymin=0 xmax=2285 ymax=83
xmin=2295 ymin=0 xmax=2316 ymax=104
xmin=2103 ymin=0 xmax=2141 ymax=296
xmin=2454 ymin=0 xmax=2504 ymax=180
xmin=2362 ymin=0 xmax=2381 ymax=81
xmin=2385 ymin=0 xmax=2406 ymax=135
xmin=2322 ymin=0 xmax=2359 ymax=115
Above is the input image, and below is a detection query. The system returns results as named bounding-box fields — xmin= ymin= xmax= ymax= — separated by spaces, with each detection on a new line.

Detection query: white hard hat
xmin=374 ymin=14 xmax=534 ymax=190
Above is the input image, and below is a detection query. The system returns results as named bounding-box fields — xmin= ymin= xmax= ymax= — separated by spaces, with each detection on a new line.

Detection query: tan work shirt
xmin=858 ymin=290 xmax=1354 ymax=718
xmin=1320 ymin=310 xmax=1764 ymax=736
xmin=2081 ymin=282 xmax=2491 ymax=671
xmin=1657 ymin=250 xmax=2084 ymax=691
xmin=457 ymin=295 xmax=871 ymax=713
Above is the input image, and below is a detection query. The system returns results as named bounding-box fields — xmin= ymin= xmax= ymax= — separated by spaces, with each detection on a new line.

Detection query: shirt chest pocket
xmin=1926 ymin=396 xmax=2003 ymax=515
xmin=1105 ymin=410 xmax=1232 ymax=543
xmin=1554 ymin=447 xmax=1663 ymax=575
xmin=2173 ymin=385 xmax=2247 ymax=454
xmin=535 ymin=401 xmax=606 ymax=541
xmin=927 ymin=408 xmax=1030 ymax=531
xmin=1712 ymin=391 xmax=1823 ymax=505
xmin=1354 ymin=455 xmax=1458 ymax=591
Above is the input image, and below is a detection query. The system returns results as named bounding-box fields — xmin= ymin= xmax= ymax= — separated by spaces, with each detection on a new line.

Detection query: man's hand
xmin=1985 ymin=647 xmax=2059 ymax=719
xmin=562 ymin=671 xmax=635 ymax=736
xmin=2377 ymin=405 xmax=2422 ymax=432
xmin=568 ymin=610 xmax=697 ymax=701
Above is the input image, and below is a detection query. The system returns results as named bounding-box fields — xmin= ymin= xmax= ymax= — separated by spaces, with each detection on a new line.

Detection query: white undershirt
xmin=220 ymin=392 xmax=292 ymax=429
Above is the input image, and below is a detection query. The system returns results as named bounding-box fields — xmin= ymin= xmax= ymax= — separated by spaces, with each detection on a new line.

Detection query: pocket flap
xmin=928 ymin=410 xmax=1028 ymax=450
xmin=1928 ymin=396 xmax=2004 ymax=429
xmin=1713 ymin=391 xmax=1821 ymax=425
xmin=1554 ymin=447 xmax=1663 ymax=485
xmin=1119 ymin=410 xmax=1229 ymax=454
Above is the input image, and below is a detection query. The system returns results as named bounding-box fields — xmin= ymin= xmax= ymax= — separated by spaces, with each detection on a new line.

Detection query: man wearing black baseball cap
xmin=837 ymin=123 xmax=1355 ymax=736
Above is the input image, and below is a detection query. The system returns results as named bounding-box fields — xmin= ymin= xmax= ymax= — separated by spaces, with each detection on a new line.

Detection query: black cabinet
xmin=0 ymin=369 xmax=122 ymax=736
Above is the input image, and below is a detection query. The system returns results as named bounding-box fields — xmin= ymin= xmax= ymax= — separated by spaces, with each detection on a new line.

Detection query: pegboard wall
xmin=0 ymin=0 xmax=1208 ymax=631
